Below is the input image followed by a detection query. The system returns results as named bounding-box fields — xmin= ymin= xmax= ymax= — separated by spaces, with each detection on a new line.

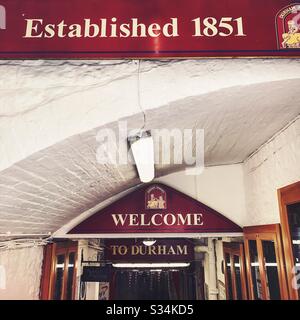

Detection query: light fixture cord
xmin=136 ymin=60 xmax=146 ymax=133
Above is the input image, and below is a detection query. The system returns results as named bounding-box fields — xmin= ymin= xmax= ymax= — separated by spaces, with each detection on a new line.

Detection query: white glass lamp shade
xmin=129 ymin=131 xmax=154 ymax=183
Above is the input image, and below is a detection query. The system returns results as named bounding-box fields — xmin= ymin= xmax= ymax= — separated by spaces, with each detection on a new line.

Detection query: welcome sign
xmin=0 ymin=0 xmax=299 ymax=58
xmin=68 ymin=183 xmax=242 ymax=236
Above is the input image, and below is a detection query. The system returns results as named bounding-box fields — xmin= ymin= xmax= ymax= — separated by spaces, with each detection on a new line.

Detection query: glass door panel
xmin=248 ymin=240 xmax=262 ymax=300
xmin=66 ymin=252 xmax=75 ymax=300
xmin=225 ymin=253 xmax=233 ymax=300
xmin=53 ymin=254 xmax=65 ymax=300
xmin=233 ymin=255 xmax=243 ymax=300
xmin=261 ymin=240 xmax=280 ymax=300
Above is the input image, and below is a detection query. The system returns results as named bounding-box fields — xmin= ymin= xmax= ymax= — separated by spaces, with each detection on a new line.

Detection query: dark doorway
xmin=112 ymin=267 xmax=197 ymax=300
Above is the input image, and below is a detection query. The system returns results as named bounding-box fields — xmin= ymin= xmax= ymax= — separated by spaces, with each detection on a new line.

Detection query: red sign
xmin=0 ymin=0 xmax=299 ymax=58
xmin=105 ymin=239 xmax=194 ymax=262
xmin=68 ymin=183 xmax=242 ymax=235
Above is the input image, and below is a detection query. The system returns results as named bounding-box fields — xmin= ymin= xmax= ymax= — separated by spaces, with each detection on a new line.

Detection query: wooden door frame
xmin=244 ymin=224 xmax=288 ymax=300
xmin=40 ymin=241 xmax=78 ymax=300
xmin=40 ymin=243 xmax=56 ymax=300
xmin=223 ymin=242 xmax=248 ymax=300
xmin=278 ymin=181 xmax=300 ymax=300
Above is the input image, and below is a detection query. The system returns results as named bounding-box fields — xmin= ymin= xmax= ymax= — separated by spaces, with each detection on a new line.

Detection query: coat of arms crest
xmin=145 ymin=185 xmax=167 ymax=210
xmin=276 ymin=4 xmax=300 ymax=49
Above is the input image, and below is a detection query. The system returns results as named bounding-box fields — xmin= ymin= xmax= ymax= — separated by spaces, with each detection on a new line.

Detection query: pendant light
xmin=128 ymin=60 xmax=155 ymax=183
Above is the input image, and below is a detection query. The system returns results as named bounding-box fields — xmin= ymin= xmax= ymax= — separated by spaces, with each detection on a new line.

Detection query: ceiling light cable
xmin=136 ymin=59 xmax=146 ymax=132
xmin=128 ymin=60 xmax=155 ymax=183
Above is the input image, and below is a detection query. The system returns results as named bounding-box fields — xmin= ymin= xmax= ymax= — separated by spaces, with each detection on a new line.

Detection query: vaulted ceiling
xmin=0 ymin=59 xmax=299 ymax=235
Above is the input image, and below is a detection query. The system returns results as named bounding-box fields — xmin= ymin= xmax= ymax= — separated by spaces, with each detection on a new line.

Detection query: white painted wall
xmin=157 ymin=163 xmax=247 ymax=226
xmin=0 ymin=246 xmax=43 ymax=300
xmin=243 ymin=117 xmax=300 ymax=226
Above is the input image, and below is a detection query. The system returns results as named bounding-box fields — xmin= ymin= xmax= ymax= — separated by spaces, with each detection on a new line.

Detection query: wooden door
xmin=40 ymin=241 xmax=78 ymax=300
xmin=244 ymin=224 xmax=288 ymax=300
xmin=278 ymin=181 xmax=300 ymax=300
xmin=223 ymin=242 xmax=248 ymax=300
